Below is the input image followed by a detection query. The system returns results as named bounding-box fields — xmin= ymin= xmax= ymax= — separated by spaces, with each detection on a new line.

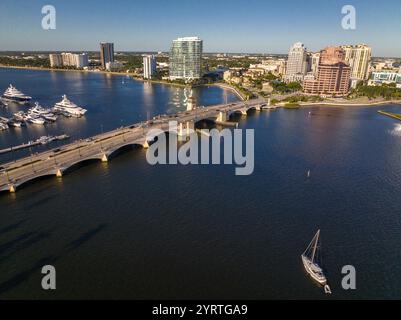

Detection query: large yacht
xmin=53 ymin=95 xmax=87 ymax=117
xmin=29 ymin=102 xmax=58 ymax=122
xmin=1 ymin=84 xmax=32 ymax=103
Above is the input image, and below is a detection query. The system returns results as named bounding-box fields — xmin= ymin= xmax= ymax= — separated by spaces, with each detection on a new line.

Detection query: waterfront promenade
xmin=0 ymin=98 xmax=266 ymax=193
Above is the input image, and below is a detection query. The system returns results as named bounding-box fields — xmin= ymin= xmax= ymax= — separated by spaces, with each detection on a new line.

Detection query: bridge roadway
xmin=0 ymin=98 xmax=266 ymax=192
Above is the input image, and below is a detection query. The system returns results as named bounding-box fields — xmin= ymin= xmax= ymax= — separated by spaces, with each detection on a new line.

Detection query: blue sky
xmin=0 ymin=0 xmax=400 ymax=56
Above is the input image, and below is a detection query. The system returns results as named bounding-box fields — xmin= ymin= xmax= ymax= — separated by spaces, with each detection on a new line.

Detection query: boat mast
xmin=311 ymin=229 xmax=320 ymax=263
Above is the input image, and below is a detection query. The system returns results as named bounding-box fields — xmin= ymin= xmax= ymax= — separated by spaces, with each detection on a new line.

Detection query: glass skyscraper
xmin=100 ymin=42 xmax=114 ymax=69
xmin=169 ymin=37 xmax=203 ymax=80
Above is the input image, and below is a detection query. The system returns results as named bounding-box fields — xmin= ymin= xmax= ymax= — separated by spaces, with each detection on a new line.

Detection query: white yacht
xmin=29 ymin=102 xmax=58 ymax=121
xmin=53 ymin=95 xmax=87 ymax=117
xmin=26 ymin=113 xmax=45 ymax=125
xmin=0 ymin=122 xmax=8 ymax=131
xmin=14 ymin=111 xmax=27 ymax=121
xmin=1 ymin=84 xmax=32 ymax=103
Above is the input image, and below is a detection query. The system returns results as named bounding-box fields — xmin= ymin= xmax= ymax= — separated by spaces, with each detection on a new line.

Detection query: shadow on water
xmin=0 ymin=231 xmax=52 ymax=265
xmin=0 ymin=220 xmax=26 ymax=236
xmin=22 ymin=194 xmax=60 ymax=211
xmin=0 ymin=255 xmax=59 ymax=295
xmin=0 ymin=232 xmax=35 ymax=255
xmin=66 ymin=224 xmax=107 ymax=251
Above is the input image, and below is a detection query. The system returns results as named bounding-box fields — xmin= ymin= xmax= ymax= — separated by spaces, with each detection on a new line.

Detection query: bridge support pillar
xmin=240 ymin=109 xmax=247 ymax=116
xmin=217 ymin=111 xmax=228 ymax=122
xmin=9 ymin=185 xmax=16 ymax=193
xmin=142 ymin=141 xmax=149 ymax=149
xmin=56 ymin=169 xmax=63 ymax=177
xmin=178 ymin=121 xmax=195 ymax=141
xmin=101 ymin=154 xmax=108 ymax=162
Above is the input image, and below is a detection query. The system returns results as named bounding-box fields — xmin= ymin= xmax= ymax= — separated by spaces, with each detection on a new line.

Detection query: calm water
xmin=1 ymin=68 xmax=401 ymax=299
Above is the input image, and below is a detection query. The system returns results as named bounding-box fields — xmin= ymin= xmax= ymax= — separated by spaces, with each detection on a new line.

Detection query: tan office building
xmin=303 ymin=47 xmax=351 ymax=96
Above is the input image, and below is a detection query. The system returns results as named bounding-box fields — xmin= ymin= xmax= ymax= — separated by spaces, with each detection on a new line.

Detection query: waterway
xmin=1 ymin=68 xmax=401 ymax=299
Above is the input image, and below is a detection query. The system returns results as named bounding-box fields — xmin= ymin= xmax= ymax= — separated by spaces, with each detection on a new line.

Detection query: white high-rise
xmin=284 ymin=42 xmax=308 ymax=82
xmin=49 ymin=54 xmax=63 ymax=67
xmin=143 ymin=55 xmax=157 ymax=79
xmin=49 ymin=53 xmax=88 ymax=68
xmin=169 ymin=36 xmax=203 ymax=80
xmin=341 ymin=44 xmax=372 ymax=80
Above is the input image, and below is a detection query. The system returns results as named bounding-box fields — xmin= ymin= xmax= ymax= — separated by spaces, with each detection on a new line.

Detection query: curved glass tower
xmin=169 ymin=37 xmax=203 ymax=80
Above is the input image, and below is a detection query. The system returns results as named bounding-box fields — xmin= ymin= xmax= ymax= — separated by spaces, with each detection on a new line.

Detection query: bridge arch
xmin=60 ymin=157 xmax=104 ymax=174
xmin=12 ymin=171 xmax=59 ymax=190
xmin=105 ymin=141 xmax=146 ymax=159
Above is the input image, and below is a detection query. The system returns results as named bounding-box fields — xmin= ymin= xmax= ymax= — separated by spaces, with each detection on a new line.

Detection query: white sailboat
xmin=301 ymin=230 xmax=331 ymax=294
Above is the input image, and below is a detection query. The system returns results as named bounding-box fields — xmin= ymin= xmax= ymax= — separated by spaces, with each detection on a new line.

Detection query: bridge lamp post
xmin=5 ymin=169 xmax=10 ymax=184
xmin=29 ymin=147 xmax=35 ymax=173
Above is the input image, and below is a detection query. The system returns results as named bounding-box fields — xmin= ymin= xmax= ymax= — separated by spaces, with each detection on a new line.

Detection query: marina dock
xmin=0 ymin=134 xmax=70 ymax=155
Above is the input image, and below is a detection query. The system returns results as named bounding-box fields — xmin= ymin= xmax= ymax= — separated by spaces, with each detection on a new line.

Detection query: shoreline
xmin=297 ymin=100 xmax=401 ymax=108
xmin=2 ymin=65 xmax=399 ymax=107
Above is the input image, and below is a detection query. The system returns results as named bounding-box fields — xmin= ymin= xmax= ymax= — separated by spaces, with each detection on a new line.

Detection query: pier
xmin=0 ymin=134 xmax=70 ymax=155
xmin=0 ymin=98 xmax=267 ymax=193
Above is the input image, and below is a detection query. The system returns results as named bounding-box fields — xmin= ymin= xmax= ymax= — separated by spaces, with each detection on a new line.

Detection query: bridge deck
xmin=0 ymin=99 xmax=265 ymax=192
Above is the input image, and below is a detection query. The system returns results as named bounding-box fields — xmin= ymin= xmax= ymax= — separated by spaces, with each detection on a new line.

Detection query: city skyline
xmin=1 ymin=0 xmax=401 ymax=57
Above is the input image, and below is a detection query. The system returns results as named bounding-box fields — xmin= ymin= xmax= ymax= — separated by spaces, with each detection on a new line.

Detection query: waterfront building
xmin=52 ymin=53 xmax=89 ymax=68
xmin=341 ymin=44 xmax=372 ymax=81
xmin=100 ymin=42 xmax=115 ymax=69
xmin=169 ymin=36 xmax=203 ymax=80
xmin=368 ymin=72 xmax=401 ymax=88
xmin=75 ymin=53 xmax=89 ymax=69
xmin=303 ymin=46 xmax=351 ymax=96
xmin=105 ymin=61 xmax=123 ymax=71
xmin=49 ymin=54 xmax=63 ymax=67
xmin=284 ymin=42 xmax=308 ymax=83
xmin=309 ymin=52 xmax=320 ymax=75
xmin=143 ymin=55 xmax=157 ymax=79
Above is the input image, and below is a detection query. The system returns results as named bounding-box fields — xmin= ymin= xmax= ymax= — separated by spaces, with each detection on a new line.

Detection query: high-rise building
xmin=284 ymin=42 xmax=308 ymax=82
xmin=341 ymin=44 xmax=371 ymax=81
xmin=309 ymin=52 xmax=320 ymax=75
xmin=61 ymin=52 xmax=76 ymax=66
xmin=169 ymin=37 xmax=203 ymax=80
xmin=75 ymin=53 xmax=89 ymax=68
xmin=143 ymin=55 xmax=157 ymax=79
xmin=303 ymin=46 xmax=351 ymax=96
xmin=50 ymin=53 xmax=88 ymax=68
xmin=49 ymin=54 xmax=63 ymax=67
xmin=100 ymin=43 xmax=114 ymax=69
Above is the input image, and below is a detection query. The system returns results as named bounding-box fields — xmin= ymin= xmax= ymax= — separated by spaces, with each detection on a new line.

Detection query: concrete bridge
xmin=0 ymin=98 xmax=267 ymax=193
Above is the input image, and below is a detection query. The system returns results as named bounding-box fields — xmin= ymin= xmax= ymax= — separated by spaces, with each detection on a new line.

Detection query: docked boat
xmin=53 ymin=95 xmax=87 ymax=117
xmin=14 ymin=111 xmax=27 ymax=121
xmin=29 ymin=102 xmax=58 ymax=121
xmin=8 ymin=119 xmax=23 ymax=127
xmin=1 ymin=84 xmax=32 ymax=103
xmin=301 ymin=230 xmax=331 ymax=294
xmin=0 ymin=122 xmax=8 ymax=131
xmin=26 ymin=114 xmax=45 ymax=125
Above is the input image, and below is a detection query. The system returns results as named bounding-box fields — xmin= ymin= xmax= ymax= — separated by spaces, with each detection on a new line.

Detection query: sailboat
xmin=301 ymin=230 xmax=331 ymax=294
